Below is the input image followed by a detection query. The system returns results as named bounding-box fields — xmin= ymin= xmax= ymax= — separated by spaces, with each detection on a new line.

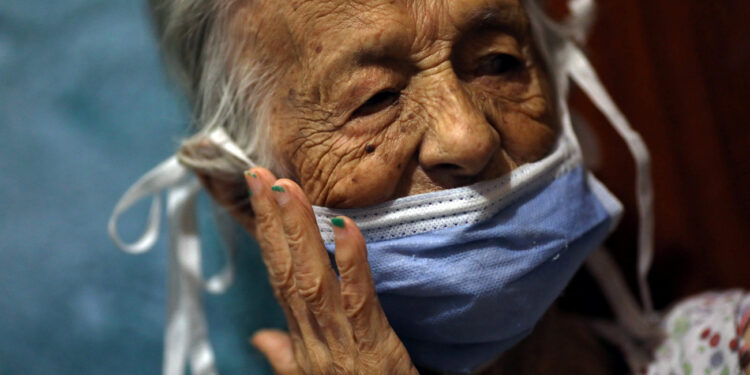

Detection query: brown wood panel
xmin=550 ymin=0 xmax=750 ymax=307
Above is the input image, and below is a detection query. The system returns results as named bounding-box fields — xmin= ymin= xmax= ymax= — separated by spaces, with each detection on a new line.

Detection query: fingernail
xmin=247 ymin=188 xmax=253 ymax=199
xmin=271 ymin=185 xmax=290 ymax=205
xmin=245 ymin=170 xmax=262 ymax=195
xmin=331 ymin=217 xmax=345 ymax=228
xmin=244 ymin=170 xmax=258 ymax=180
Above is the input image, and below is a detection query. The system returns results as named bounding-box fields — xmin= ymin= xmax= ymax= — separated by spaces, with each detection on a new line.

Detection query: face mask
xmin=108 ymin=0 xmax=658 ymax=374
xmin=311 ymin=133 xmax=623 ymax=374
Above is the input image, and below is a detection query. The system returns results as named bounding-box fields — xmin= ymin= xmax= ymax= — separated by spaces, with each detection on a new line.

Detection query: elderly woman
xmin=110 ymin=0 xmax=750 ymax=374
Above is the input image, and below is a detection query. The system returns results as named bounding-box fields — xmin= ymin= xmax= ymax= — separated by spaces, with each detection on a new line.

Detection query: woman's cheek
xmin=477 ymin=85 xmax=557 ymax=164
xmin=314 ymin=116 xmax=421 ymax=208
xmin=495 ymin=109 xmax=557 ymax=163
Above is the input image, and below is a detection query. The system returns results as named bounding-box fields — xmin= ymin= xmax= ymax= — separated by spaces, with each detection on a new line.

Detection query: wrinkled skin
xmin=199 ymin=0 xmax=566 ymax=374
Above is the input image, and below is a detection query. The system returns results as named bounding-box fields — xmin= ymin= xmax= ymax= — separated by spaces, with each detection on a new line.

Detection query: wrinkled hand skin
xmin=244 ymin=169 xmax=419 ymax=375
xmin=202 ymin=0 xmax=559 ymax=374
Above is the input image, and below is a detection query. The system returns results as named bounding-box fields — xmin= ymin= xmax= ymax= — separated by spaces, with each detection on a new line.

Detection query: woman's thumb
xmin=251 ymin=329 xmax=298 ymax=375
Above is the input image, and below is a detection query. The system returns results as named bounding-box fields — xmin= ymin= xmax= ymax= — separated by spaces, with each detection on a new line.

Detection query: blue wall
xmin=0 ymin=1 xmax=282 ymax=373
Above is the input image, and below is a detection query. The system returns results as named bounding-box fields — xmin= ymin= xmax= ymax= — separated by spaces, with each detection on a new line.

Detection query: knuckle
xmin=358 ymin=354 xmax=381 ymax=372
xmin=357 ymin=336 xmax=378 ymax=354
xmin=307 ymin=345 xmax=332 ymax=374
xmin=256 ymin=211 xmax=279 ymax=234
xmin=332 ymin=357 xmax=356 ymax=375
xmin=284 ymin=224 xmax=307 ymax=250
xmin=341 ymin=289 xmax=369 ymax=320
xmin=361 ymin=327 xmax=398 ymax=356
xmin=267 ymin=262 xmax=295 ymax=293
xmin=295 ymin=275 xmax=328 ymax=305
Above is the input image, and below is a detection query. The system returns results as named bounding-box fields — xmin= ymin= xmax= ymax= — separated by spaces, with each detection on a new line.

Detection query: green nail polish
xmin=244 ymin=170 xmax=252 ymax=177
xmin=247 ymin=188 xmax=253 ymax=198
xmin=271 ymin=185 xmax=285 ymax=193
xmin=331 ymin=217 xmax=345 ymax=228
xmin=252 ymin=173 xmax=258 ymax=178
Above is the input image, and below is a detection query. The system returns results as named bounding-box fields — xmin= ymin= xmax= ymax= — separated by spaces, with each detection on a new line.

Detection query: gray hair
xmin=148 ymin=0 xmax=281 ymax=176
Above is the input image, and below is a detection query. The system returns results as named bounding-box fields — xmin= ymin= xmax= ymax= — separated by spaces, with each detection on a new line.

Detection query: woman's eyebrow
xmin=463 ymin=5 xmax=529 ymax=38
xmin=316 ymin=28 xmax=410 ymax=85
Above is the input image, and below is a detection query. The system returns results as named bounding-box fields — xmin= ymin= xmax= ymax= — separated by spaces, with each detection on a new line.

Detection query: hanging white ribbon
xmin=108 ymin=154 xmax=234 ymax=375
xmin=565 ymin=45 xmax=656 ymax=315
xmin=525 ymin=0 xmax=656 ymax=315
xmin=524 ymin=4 xmax=660 ymax=370
xmin=163 ymin=176 xmax=216 ymax=375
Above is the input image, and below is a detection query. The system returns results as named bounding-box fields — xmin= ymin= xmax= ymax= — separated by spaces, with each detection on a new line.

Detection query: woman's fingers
xmin=272 ymin=179 xmax=358 ymax=364
xmin=245 ymin=168 xmax=292 ymax=291
xmin=245 ymin=168 xmax=313 ymax=371
xmin=332 ymin=217 xmax=393 ymax=351
xmin=251 ymin=329 xmax=299 ymax=375
xmin=246 ymin=173 xmax=417 ymax=374
xmin=333 ymin=217 xmax=418 ymax=374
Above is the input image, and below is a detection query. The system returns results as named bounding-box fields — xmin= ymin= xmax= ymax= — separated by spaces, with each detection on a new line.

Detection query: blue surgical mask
xmin=312 ymin=133 xmax=623 ymax=374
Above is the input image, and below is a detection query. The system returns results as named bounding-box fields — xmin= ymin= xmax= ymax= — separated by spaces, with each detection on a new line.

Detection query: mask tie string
xmin=165 ymin=176 xmax=217 ymax=375
xmin=206 ymin=128 xmax=257 ymax=168
xmin=525 ymin=2 xmax=661 ymax=371
xmin=108 ymin=156 xmax=232 ymax=375
xmin=564 ymin=44 xmax=656 ymax=317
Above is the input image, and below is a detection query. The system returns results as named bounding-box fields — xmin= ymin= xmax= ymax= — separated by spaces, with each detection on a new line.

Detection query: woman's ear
xmin=196 ymin=170 xmax=258 ymax=237
xmin=181 ymin=140 xmax=258 ymax=236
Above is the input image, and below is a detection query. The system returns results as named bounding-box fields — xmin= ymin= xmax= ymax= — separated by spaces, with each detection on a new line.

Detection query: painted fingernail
xmin=331 ymin=217 xmax=345 ymax=228
xmin=247 ymin=188 xmax=253 ymax=199
xmin=246 ymin=170 xmax=263 ymax=196
xmin=271 ymin=185 xmax=290 ymax=206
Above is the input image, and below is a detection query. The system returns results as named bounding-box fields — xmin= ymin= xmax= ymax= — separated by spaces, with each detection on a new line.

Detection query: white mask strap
xmin=526 ymin=0 xmax=655 ymax=314
xmin=564 ymin=45 xmax=655 ymax=314
xmin=207 ymin=127 xmax=257 ymax=168
xmin=108 ymin=156 xmax=234 ymax=375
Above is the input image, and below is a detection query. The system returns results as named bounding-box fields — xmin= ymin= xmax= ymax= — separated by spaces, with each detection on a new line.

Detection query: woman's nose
xmin=418 ymin=82 xmax=500 ymax=178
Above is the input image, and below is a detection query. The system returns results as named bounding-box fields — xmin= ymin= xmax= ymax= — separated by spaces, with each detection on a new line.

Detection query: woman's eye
xmin=476 ymin=53 xmax=522 ymax=76
xmin=351 ymin=90 xmax=400 ymax=118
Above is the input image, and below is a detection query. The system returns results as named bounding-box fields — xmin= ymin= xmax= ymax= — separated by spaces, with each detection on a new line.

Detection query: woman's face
xmin=232 ymin=0 xmax=557 ymax=208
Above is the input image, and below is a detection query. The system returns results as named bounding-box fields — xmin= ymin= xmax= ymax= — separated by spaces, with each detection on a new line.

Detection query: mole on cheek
xmin=365 ymin=144 xmax=376 ymax=153
xmin=315 ymin=44 xmax=323 ymax=54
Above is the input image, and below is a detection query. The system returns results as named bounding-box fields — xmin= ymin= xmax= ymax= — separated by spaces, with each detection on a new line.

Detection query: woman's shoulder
xmin=647 ymin=290 xmax=750 ymax=375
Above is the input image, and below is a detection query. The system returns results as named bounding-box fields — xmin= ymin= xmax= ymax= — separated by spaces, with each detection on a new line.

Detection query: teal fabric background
xmin=0 ymin=1 xmax=282 ymax=373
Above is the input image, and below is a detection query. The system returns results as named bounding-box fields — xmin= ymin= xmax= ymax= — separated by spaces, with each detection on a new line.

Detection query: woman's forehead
xmin=285 ymin=0 xmax=528 ymax=40
xmin=244 ymin=0 xmax=530 ymax=63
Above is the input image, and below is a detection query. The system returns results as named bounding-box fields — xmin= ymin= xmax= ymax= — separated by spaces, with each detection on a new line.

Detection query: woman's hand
xmin=243 ymin=167 xmax=419 ymax=375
